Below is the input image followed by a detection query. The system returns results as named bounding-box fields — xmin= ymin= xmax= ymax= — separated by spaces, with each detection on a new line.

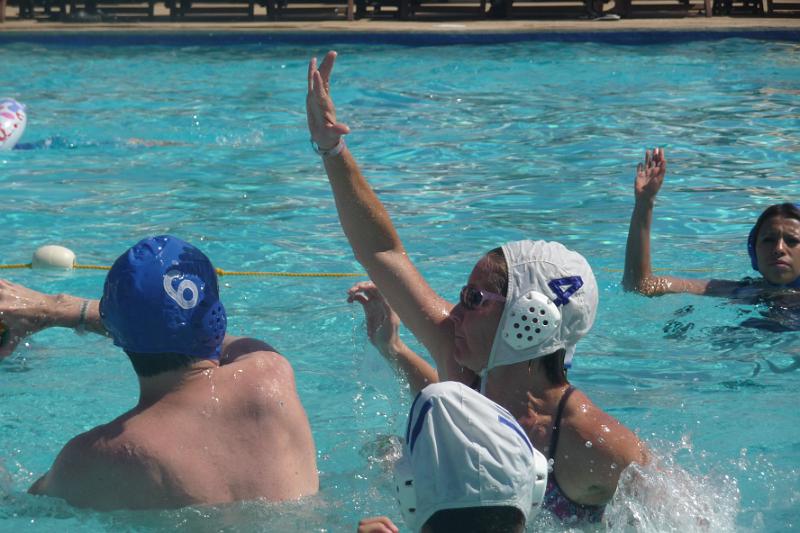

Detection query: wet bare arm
xmin=623 ymin=148 xmax=667 ymax=294
xmin=348 ymin=281 xmax=438 ymax=395
xmin=306 ymin=51 xmax=458 ymax=376
xmin=0 ymin=280 xmax=106 ymax=359
xmin=529 ymin=390 xmax=649 ymax=506
xmin=381 ymin=341 xmax=439 ymax=395
xmin=621 ymin=149 xmax=743 ymax=297
xmin=0 ymin=279 xmax=262 ymax=364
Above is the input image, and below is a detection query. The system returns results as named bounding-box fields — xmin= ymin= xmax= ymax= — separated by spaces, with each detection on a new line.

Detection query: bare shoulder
xmin=555 ymin=388 xmax=648 ymax=504
xmin=34 ymin=424 xmax=158 ymax=509
xmin=219 ymin=350 xmax=304 ymax=414
xmin=563 ymin=389 xmax=646 ymax=464
xmin=223 ymin=350 xmax=296 ymax=383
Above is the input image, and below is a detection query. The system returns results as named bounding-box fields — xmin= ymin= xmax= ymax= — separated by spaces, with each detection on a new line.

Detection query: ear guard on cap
xmin=501 ymin=290 xmax=561 ymax=351
xmin=393 ymin=453 xmax=417 ymax=528
xmin=530 ymin=446 xmax=548 ymax=518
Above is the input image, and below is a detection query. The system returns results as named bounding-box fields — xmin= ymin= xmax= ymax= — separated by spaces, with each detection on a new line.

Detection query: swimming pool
xmin=0 ymin=34 xmax=798 ymax=531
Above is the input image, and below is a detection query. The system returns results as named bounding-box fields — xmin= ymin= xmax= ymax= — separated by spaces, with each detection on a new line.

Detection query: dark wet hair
xmin=752 ymin=203 xmax=800 ymax=242
xmin=423 ymin=505 xmax=525 ymax=533
xmin=534 ymin=348 xmax=568 ymax=385
xmin=484 ymin=247 xmax=509 ymax=297
xmin=747 ymin=203 xmax=800 ymax=271
xmin=486 ymin=247 xmax=569 ymax=385
xmin=125 ymin=351 xmax=198 ymax=377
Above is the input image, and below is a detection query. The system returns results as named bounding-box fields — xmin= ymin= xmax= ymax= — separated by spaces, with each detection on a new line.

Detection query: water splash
xmin=359 ymin=434 xmax=403 ymax=475
xmin=604 ymin=442 xmax=739 ymax=533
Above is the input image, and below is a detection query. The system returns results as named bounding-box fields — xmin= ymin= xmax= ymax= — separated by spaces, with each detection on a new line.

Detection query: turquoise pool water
xmin=0 ymin=36 xmax=799 ymax=531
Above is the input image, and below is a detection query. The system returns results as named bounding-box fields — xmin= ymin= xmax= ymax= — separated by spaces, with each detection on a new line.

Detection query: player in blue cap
xmin=623 ymin=148 xmax=800 ymax=297
xmin=0 ymin=235 xmax=319 ymax=510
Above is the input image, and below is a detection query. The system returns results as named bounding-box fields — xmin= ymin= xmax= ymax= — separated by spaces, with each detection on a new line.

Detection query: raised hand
xmin=347 ymin=281 xmax=401 ymax=354
xmin=634 ymin=147 xmax=667 ymax=203
xmin=306 ymin=51 xmax=351 ymax=151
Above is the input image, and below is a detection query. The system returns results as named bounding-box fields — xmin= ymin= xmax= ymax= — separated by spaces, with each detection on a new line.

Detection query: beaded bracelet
xmin=311 ymin=136 xmax=346 ymax=158
xmin=76 ymin=299 xmax=90 ymax=335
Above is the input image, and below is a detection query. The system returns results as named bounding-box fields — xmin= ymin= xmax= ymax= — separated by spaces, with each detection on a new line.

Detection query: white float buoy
xmin=32 ymin=245 xmax=76 ymax=269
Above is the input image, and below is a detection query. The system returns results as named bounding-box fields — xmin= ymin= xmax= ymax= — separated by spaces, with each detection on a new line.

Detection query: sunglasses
xmin=459 ymin=285 xmax=506 ymax=310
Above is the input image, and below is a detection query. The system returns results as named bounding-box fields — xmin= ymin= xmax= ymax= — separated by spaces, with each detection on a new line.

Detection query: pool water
xmin=1 ymin=36 xmax=799 ymax=532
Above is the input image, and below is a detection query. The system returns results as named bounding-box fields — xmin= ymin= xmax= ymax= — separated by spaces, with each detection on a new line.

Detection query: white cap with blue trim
xmin=487 ymin=240 xmax=598 ymax=372
xmin=393 ymin=381 xmax=548 ymax=533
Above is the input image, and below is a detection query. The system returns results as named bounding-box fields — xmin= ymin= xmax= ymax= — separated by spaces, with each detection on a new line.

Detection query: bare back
xmin=31 ymin=352 xmax=319 ymax=510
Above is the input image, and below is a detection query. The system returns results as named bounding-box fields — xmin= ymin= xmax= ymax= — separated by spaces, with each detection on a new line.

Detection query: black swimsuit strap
xmin=547 ymin=385 xmax=576 ymax=460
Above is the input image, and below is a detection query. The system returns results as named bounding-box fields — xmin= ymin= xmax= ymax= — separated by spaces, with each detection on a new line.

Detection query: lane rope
xmin=0 ymin=263 xmax=363 ymax=278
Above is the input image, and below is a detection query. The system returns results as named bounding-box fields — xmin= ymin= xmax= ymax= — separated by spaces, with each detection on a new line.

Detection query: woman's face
xmin=756 ymin=216 xmax=800 ymax=285
xmin=449 ymin=256 xmax=505 ymax=373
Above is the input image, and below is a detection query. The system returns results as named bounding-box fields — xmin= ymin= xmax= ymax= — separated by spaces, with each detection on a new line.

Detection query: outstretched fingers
xmin=306 ymin=51 xmax=350 ymax=148
xmin=317 ymin=50 xmax=337 ymax=92
xmin=656 ymin=147 xmax=667 ymax=169
xmin=307 ymin=56 xmax=317 ymax=95
xmin=312 ymin=69 xmax=327 ymax=101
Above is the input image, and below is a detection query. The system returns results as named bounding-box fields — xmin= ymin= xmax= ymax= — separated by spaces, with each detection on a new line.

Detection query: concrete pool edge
xmin=1 ymin=12 xmax=800 ymax=37
xmin=0 ymin=17 xmax=799 ymax=44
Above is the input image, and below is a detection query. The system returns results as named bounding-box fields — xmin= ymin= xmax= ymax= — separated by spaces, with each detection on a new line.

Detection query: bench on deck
xmin=7 ymin=0 xmax=69 ymax=19
xmin=264 ymin=0 xmax=354 ymax=20
xmin=711 ymin=0 xmax=763 ymax=14
xmin=612 ymin=0 xmax=709 ymax=17
xmin=167 ymin=0 xmax=257 ymax=19
xmin=67 ymin=0 xmax=156 ymax=19
xmin=763 ymin=0 xmax=798 ymax=13
xmin=508 ymin=0 xmax=599 ymax=18
xmin=391 ymin=0 xmax=601 ymax=20
xmin=397 ymin=0 xmax=486 ymax=20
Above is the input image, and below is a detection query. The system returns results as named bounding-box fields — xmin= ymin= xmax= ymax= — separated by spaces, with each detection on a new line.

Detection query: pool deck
xmin=0 ymin=2 xmax=800 ymax=34
xmin=1 ymin=4 xmax=800 ymax=35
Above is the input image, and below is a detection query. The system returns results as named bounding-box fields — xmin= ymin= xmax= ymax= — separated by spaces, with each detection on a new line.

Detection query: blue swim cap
xmin=747 ymin=224 xmax=760 ymax=271
xmin=100 ymin=235 xmax=227 ymax=359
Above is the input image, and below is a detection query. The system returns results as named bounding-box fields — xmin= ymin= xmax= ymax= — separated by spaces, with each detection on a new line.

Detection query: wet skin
xmin=755 ymin=216 xmax=800 ymax=286
xmin=449 ymin=256 xmax=504 ymax=373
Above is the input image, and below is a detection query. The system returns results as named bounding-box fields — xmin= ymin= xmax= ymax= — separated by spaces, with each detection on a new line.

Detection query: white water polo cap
xmin=487 ymin=240 xmax=598 ymax=371
xmin=0 ymin=99 xmax=27 ymax=151
xmin=394 ymin=381 xmax=548 ymax=533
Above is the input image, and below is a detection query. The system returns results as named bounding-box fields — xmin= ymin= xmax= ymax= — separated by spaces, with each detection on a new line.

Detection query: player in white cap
xmin=358 ymin=381 xmax=548 ymax=533
xmin=308 ymin=51 xmax=648 ymax=524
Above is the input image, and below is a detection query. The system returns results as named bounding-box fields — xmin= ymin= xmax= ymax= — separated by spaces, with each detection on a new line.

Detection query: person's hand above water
xmin=356 ymin=516 xmax=399 ymax=533
xmin=306 ymin=50 xmax=350 ymax=152
xmin=0 ymin=279 xmax=58 ymax=359
xmin=348 ymin=281 xmax=438 ymax=394
xmin=348 ymin=281 xmax=401 ymax=354
xmin=0 ymin=279 xmax=104 ymax=360
xmin=634 ymin=147 xmax=666 ymax=205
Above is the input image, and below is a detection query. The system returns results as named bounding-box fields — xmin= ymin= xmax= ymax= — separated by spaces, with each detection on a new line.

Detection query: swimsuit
xmin=542 ymin=385 xmax=606 ymax=523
